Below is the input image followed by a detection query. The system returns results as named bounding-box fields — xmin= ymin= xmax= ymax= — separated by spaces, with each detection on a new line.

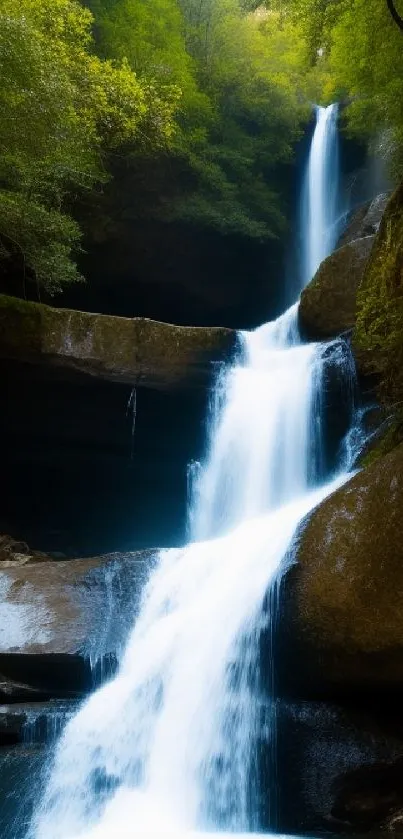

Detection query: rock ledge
xmin=0 ymin=295 xmax=236 ymax=390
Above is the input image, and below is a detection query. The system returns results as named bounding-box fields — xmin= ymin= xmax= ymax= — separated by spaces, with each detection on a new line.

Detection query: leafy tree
xmin=173 ymin=2 xmax=309 ymax=236
xmin=0 ymin=0 xmax=178 ymax=293
xmin=85 ymin=0 xmax=213 ymax=145
xmin=325 ymin=0 xmax=403 ymax=174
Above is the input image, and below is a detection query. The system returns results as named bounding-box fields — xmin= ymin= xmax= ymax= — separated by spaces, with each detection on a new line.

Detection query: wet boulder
xmin=0 ymin=550 xmax=158 ymax=698
xmin=299 ymin=236 xmax=374 ymax=341
xmin=276 ymin=444 xmax=403 ymax=698
xmin=338 ymin=193 xmax=390 ymax=248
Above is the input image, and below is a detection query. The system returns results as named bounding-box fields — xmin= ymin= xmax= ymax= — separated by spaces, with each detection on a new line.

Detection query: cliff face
xmin=0 ymin=296 xmax=237 ymax=557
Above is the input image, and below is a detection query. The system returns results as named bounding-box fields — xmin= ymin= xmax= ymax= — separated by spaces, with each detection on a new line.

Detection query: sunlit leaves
xmin=0 ymin=0 xmax=178 ymax=291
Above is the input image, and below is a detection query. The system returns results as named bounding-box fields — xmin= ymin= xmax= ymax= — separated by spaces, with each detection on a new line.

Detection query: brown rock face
xmin=299 ymin=236 xmax=374 ymax=341
xmin=338 ymin=193 xmax=390 ymax=248
xmin=279 ymin=444 xmax=403 ymax=696
xmin=0 ymin=550 xmax=157 ymax=698
xmin=0 ymin=295 xmax=236 ymax=391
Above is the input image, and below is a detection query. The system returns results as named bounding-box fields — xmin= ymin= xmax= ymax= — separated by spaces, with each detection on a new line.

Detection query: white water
xmin=28 ymin=104 xmax=353 ymax=839
xmin=302 ymin=104 xmax=340 ymax=286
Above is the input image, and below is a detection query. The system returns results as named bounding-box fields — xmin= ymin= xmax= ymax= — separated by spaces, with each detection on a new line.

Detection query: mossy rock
xmin=353 ymin=182 xmax=403 ymax=385
xmin=282 ymin=444 xmax=403 ymax=695
xmin=0 ymin=295 xmax=236 ymax=390
xmin=299 ymin=236 xmax=374 ymax=341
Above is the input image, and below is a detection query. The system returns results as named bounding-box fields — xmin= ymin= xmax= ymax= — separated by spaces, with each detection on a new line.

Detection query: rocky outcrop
xmin=0 ymin=549 xmax=158 ymax=698
xmin=277 ymin=444 xmax=403 ymax=698
xmin=272 ymin=701 xmax=403 ymax=834
xmin=353 ymin=181 xmax=403 ymax=384
xmin=299 ymin=236 xmax=374 ymax=341
xmin=338 ymin=193 xmax=390 ymax=248
xmin=0 ymin=295 xmax=236 ymax=391
xmin=0 ymin=535 xmax=49 ymax=568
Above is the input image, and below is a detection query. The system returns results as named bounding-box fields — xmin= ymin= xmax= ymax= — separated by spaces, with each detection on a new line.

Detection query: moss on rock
xmin=354 ymin=182 xmax=403 ymax=391
xmin=0 ymin=294 xmax=236 ymax=389
xmin=288 ymin=443 xmax=403 ymax=691
xmin=299 ymin=236 xmax=374 ymax=341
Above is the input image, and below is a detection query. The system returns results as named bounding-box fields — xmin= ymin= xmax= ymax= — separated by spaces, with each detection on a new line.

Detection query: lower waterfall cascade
xmin=26 ymin=103 xmax=360 ymax=839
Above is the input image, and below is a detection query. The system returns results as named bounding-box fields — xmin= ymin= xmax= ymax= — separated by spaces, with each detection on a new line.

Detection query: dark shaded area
xmin=0 ymin=654 xmax=113 ymax=701
xmin=264 ymin=700 xmax=403 ymax=834
xmin=0 ymin=701 xmax=78 ymax=747
xmin=0 ymin=746 xmax=50 ymax=839
xmin=49 ymin=146 xmax=299 ymax=330
xmin=0 ymin=359 xmax=210 ymax=556
xmin=53 ymin=221 xmax=287 ymax=330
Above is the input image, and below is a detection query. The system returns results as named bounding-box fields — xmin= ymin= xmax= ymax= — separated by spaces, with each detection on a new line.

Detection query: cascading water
xmin=301 ymin=104 xmax=341 ymax=287
xmin=27 ymin=105 xmax=356 ymax=839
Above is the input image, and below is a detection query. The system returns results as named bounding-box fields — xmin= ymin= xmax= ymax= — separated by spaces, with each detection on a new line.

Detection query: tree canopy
xmin=0 ymin=0 xmax=178 ymax=292
xmin=1 ymin=0 xmax=403 ymax=294
xmin=276 ymin=0 xmax=403 ymax=173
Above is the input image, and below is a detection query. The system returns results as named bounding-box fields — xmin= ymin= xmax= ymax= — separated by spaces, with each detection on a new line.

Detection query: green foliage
xmin=85 ymin=0 xmax=213 ymax=143
xmin=3 ymin=0 xmax=403 ymax=296
xmin=0 ymin=0 xmax=177 ymax=292
xmin=86 ymin=0 xmax=310 ymax=240
xmin=280 ymin=0 xmax=403 ymax=171
xmin=326 ymin=0 xmax=403 ymax=173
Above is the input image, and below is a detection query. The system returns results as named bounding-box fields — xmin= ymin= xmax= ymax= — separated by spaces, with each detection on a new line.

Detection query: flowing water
xmin=27 ymin=105 xmax=353 ymax=839
xmin=301 ymin=104 xmax=341 ymax=287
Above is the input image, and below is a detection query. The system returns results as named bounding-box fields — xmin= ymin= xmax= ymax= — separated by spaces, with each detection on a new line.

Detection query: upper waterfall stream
xmin=27 ymin=104 xmax=355 ymax=839
xmin=301 ymin=104 xmax=341 ymax=286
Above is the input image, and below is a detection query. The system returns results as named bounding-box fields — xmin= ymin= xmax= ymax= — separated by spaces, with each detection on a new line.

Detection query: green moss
xmin=360 ymin=420 xmax=403 ymax=468
xmin=0 ymin=293 xmax=43 ymax=354
xmin=354 ymin=183 xmax=403 ymax=392
xmin=353 ymin=184 xmax=403 ymax=464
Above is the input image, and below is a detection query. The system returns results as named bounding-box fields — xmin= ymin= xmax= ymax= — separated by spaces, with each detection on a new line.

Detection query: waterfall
xmin=301 ymin=104 xmax=341 ymax=287
xmin=27 ymin=104 xmax=354 ymax=839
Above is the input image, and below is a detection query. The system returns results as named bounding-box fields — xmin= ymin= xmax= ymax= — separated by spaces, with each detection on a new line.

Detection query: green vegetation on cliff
xmin=2 ymin=0 xmax=403 ymax=297
xmin=354 ymin=183 xmax=403 ymax=451
xmin=282 ymin=0 xmax=403 ymax=172
xmin=85 ymin=0 xmax=311 ymax=239
xmin=0 ymin=0 xmax=312 ymax=294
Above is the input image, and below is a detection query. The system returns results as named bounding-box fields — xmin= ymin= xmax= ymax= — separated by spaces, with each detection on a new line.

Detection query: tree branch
xmin=386 ymin=0 xmax=403 ymax=31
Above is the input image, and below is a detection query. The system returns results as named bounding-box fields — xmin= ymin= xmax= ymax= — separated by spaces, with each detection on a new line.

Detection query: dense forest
xmin=0 ymin=0 xmax=402 ymax=304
